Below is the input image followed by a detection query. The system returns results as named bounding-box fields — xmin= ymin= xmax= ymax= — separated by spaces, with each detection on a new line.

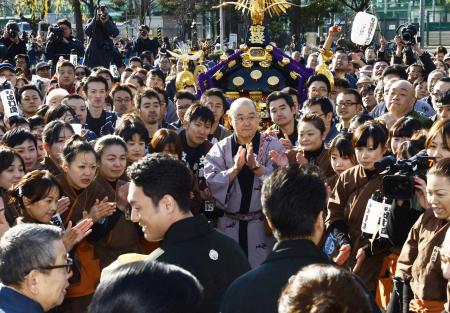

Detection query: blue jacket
xmin=0 ymin=284 xmax=44 ymax=313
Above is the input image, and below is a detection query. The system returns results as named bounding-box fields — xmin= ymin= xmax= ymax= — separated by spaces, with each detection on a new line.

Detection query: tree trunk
xmin=72 ymin=0 xmax=84 ymax=41
xmin=139 ymin=0 xmax=145 ymax=24
xmin=128 ymin=0 xmax=132 ymax=14
xmin=89 ymin=0 xmax=95 ymax=18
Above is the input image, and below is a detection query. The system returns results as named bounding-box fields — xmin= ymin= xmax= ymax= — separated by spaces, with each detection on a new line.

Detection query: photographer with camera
xmin=351 ymin=149 xmax=430 ymax=308
xmin=84 ymin=4 xmax=121 ymax=69
xmin=133 ymin=25 xmax=159 ymax=59
xmin=0 ymin=21 xmax=27 ymax=63
xmin=393 ymin=24 xmax=436 ymax=78
xmin=44 ymin=19 xmax=84 ymax=74
xmin=386 ymin=158 xmax=450 ymax=313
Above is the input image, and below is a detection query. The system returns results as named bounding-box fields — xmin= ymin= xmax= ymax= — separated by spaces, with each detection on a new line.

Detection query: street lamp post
xmin=419 ymin=0 xmax=425 ymax=44
xmin=220 ymin=1 xmax=224 ymax=49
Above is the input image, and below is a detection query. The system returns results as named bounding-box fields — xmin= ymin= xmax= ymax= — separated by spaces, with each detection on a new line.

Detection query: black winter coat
xmin=84 ymin=17 xmax=120 ymax=68
xmin=147 ymin=215 xmax=250 ymax=313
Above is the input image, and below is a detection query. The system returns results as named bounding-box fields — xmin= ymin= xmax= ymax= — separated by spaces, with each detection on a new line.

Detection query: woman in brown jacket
xmin=56 ymin=135 xmax=117 ymax=313
xmin=326 ymin=121 xmax=389 ymax=293
xmin=9 ymin=170 xmax=92 ymax=251
xmin=93 ymin=135 xmax=140 ymax=269
xmin=327 ymin=133 xmax=357 ymax=190
xmin=296 ymin=114 xmax=335 ymax=180
xmin=271 ymin=114 xmax=334 ymax=181
xmin=391 ymin=159 xmax=450 ymax=313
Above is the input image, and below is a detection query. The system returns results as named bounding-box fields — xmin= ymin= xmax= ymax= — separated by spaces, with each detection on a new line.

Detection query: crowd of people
xmin=0 ymin=5 xmax=449 ymax=313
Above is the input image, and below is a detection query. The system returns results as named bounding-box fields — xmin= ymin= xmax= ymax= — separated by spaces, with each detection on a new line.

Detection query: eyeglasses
xmin=336 ymin=102 xmax=359 ymax=107
xmin=233 ymin=115 xmax=259 ymax=123
xmin=39 ymin=257 xmax=73 ymax=273
xmin=75 ymin=72 xmax=86 ymax=76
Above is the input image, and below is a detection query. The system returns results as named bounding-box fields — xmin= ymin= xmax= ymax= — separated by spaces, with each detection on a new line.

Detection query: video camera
xmin=48 ymin=25 xmax=64 ymax=42
xmin=396 ymin=24 xmax=418 ymax=46
xmin=374 ymin=151 xmax=435 ymax=200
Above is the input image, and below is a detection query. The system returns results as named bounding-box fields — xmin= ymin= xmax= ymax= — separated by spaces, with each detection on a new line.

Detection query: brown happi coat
xmin=326 ymin=164 xmax=388 ymax=291
xmin=56 ymin=173 xmax=110 ymax=298
xmin=396 ymin=209 xmax=450 ymax=302
xmin=287 ymin=147 xmax=335 ymax=180
xmin=312 ymin=147 xmax=335 ymax=180
xmin=93 ymin=174 xmax=140 ymax=269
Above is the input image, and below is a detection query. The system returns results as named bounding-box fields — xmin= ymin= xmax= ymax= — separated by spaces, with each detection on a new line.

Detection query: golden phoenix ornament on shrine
xmin=216 ymin=0 xmax=293 ymax=25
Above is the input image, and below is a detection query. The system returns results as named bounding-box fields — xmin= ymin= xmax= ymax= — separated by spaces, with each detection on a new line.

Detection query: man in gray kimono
xmin=204 ymin=98 xmax=285 ymax=267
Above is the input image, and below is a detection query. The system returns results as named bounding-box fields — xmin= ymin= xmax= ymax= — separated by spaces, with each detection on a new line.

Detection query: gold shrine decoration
xmin=249 ymin=25 xmax=265 ymax=44
xmin=216 ymin=0 xmax=293 ymax=26
xmin=233 ymin=76 xmax=245 ymax=87
xmin=250 ymin=70 xmax=263 ymax=81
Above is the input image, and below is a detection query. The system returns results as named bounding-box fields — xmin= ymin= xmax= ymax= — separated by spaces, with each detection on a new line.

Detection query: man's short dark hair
xmin=349 ymin=112 xmax=374 ymax=125
xmin=303 ymin=96 xmax=333 ymax=115
xmin=200 ymin=88 xmax=228 ymax=111
xmin=136 ymin=88 xmax=161 ymax=108
xmin=361 ymin=84 xmax=376 ymax=96
xmin=306 ymin=74 xmax=331 ymax=93
xmin=261 ymin=164 xmax=327 ymax=240
xmin=334 ymin=47 xmax=346 ymax=54
xmin=333 ymin=78 xmax=350 ymax=89
xmin=127 ymin=154 xmax=192 ymax=213
xmin=114 ymin=117 xmax=150 ymax=143
xmin=436 ymin=90 xmax=450 ymax=106
xmin=149 ymin=69 xmax=166 ymax=83
xmin=18 ymin=84 xmax=43 ymax=101
xmin=184 ymin=104 xmax=214 ymax=125
xmin=382 ymin=65 xmax=408 ymax=80
xmin=280 ymin=87 xmax=298 ymax=97
xmin=175 ymin=90 xmax=196 ymax=102
xmin=129 ymin=56 xmax=143 ymax=65
xmin=407 ymin=63 xmax=424 ymax=73
xmin=266 ymin=91 xmax=294 ymax=109
xmin=89 ymin=260 xmax=203 ymax=313
xmin=337 ymin=88 xmax=362 ymax=105
xmin=57 ymin=61 xmax=75 ymax=72
xmin=62 ymin=93 xmax=85 ymax=104
xmin=111 ymin=84 xmax=133 ymax=99
xmin=83 ymin=75 xmax=109 ymax=94
xmin=374 ymin=58 xmax=388 ymax=65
